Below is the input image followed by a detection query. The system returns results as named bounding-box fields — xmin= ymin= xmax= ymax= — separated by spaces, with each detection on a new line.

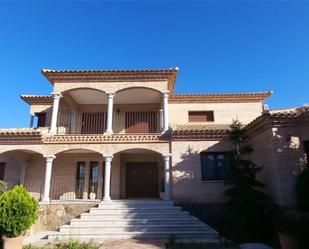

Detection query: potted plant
xmin=0 ymin=185 xmax=38 ymax=249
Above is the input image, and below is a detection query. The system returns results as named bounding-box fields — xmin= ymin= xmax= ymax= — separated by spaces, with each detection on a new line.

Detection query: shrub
xmin=0 ymin=185 xmax=38 ymax=238
xmin=296 ymin=165 xmax=309 ymax=211
xmin=0 ymin=180 xmax=7 ymax=195
xmin=23 ymin=240 xmax=99 ymax=249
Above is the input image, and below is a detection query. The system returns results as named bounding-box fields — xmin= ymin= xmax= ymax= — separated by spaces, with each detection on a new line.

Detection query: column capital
xmin=103 ymin=155 xmax=113 ymax=162
xmin=162 ymin=91 xmax=170 ymax=97
xmin=51 ymin=92 xmax=62 ymax=99
xmin=106 ymin=92 xmax=115 ymax=98
xmin=44 ymin=155 xmax=56 ymax=163
xmin=162 ymin=154 xmax=172 ymax=160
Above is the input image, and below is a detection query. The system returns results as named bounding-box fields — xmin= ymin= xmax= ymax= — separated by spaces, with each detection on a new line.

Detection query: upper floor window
xmin=189 ymin=111 xmax=214 ymax=122
xmin=200 ymin=152 xmax=231 ymax=180
xmin=35 ymin=112 xmax=47 ymax=128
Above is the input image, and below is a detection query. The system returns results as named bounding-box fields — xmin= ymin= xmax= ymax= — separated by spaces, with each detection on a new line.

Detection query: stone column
xmin=104 ymin=93 xmax=115 ymax=135
xmin=163 ymin=154 xmax=172 ymax=201
xmin=42 ymin=155 xmax=56 ymax=202
xmin=159 ymin=109 xmax=163 ymax=132
xmin=162 ymin=91 xmax=169 ymax=133
xmin=49 ymin=93 xmax=62 ymax=135
xmin=19 ymin=162 xmax=28 ymax=185
xmin=103 ymin=155 xmax=113 ymax=201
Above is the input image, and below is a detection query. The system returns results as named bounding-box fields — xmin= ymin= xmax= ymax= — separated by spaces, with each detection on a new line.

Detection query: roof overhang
xmin=170 ymin=92 xmax=273 ymax=103
xmin=41 ymin=68 xmax=179 ymax=94
xmin=20 ymin=95 xmax=53 ymax=105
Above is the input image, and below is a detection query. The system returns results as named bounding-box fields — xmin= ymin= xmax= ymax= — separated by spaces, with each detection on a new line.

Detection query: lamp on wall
xmin=116 ymin=109 xmax=121 ymax=114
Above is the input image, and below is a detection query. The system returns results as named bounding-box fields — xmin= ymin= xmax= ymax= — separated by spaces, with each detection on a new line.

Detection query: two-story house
xmin=0 ymin=68 xmax=273 ymax=205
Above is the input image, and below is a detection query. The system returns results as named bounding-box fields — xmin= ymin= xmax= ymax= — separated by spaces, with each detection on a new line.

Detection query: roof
xmin=20 ymin=95 xmax=53 ymax=105
xmin=41 ymin=68 xmax=179 ymax=93
xmin=170 ymin=123 xmax=230 ymax=140
xmin=245 ymin=106 xmax=309 ymax=136
xmin=169 ymin=92 xmax=272 ymax=103
xmin=0 ymin=128 xmax=42 ymax=144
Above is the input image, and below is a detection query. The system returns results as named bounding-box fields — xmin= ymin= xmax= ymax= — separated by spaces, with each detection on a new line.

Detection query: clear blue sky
xmin=0 ymin=1 xmax=308 ymax=128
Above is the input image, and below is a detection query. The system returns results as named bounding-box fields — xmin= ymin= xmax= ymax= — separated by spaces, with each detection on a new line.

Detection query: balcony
xmin=57 ymin=111 xmax=162 ymax=134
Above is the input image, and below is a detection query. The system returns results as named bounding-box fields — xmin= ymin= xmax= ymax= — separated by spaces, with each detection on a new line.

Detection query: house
xmin=0 ymin=68 xmax=307 ymax=208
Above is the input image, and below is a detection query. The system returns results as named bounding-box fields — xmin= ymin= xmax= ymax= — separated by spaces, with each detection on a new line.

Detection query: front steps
xmin=48 ymin=200 xmax=219 ymax=241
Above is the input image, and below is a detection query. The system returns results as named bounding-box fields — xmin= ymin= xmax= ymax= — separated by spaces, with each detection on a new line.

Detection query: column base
xmin=103 ymin=130 xmax=113 ymax=136
xmin=40 ymin=197 xmax=50 ymax=203
xmin=103 ymin=196 xmax=112 ymax=201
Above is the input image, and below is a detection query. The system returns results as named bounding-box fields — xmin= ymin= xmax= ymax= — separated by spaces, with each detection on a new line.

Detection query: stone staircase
xmin=48 ymin=200 xmax=219 ymax=241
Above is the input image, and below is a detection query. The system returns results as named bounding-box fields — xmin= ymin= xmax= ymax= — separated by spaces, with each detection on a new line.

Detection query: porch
xmin=0 ymin=148 xmax=172 ymax=203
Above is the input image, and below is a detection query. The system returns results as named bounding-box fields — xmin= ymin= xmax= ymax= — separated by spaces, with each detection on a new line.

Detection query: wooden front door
xmin=126 ymin=162 xmax=159 ymax=198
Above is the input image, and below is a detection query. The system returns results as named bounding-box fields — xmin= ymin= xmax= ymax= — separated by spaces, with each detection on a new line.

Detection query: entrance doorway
xmin=126 ymin=162 xmax=159 ymax=198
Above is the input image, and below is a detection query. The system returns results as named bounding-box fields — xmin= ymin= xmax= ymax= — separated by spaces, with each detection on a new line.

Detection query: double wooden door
xmin=126 ymin=162 xmax=159 ymax=198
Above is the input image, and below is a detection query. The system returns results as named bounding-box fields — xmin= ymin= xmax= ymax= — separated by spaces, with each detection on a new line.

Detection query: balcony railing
xmin=57 ymin=111 xmax=161 ymax=134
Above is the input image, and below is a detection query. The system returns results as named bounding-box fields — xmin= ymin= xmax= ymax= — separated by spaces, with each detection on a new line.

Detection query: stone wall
xmin=31 ymin=203 xmax=96 ymax=233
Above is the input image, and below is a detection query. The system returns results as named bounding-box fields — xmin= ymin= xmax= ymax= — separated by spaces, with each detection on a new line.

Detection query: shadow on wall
xmin=270 ymin=127 xmax=307 ymax=206
xmin=172 ymin=140 xmax=230 ymax=204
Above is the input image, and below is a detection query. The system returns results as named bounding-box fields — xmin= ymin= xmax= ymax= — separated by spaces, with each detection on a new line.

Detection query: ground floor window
xmin=0 ymin=162 xmax=5 ymax=181
xmin=89 ymin=162 xmax=99 ymax=198
xmin=200 ymin=152 xmax=231 ymax=180
xmin=76 ymin=162 xmax=86 ymax=199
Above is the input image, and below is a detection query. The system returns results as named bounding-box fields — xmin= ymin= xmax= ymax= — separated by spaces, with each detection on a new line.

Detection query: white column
xmin=163 ymin=154 xmax=172 ymax=201
xmin=103 ymin=155 xmax=113 ymax=201
xmin=42 ymin=155 xmax=56 ymax=202
xmin=104 ymin=93 xmax=115 ymax=135
xmin=49 ymin=93 xmax=62 ymax=135
xmin=162 ymin=91 xmax=169 ymax=133
xmin=19 ymin=162 xmax=28 ymax=185
xmin=159 ymin=109 xmax=163 ymax=131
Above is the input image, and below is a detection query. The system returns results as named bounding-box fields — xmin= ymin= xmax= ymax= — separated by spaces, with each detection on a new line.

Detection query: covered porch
xmin=0 ymin=148 xmax=172 ymax=203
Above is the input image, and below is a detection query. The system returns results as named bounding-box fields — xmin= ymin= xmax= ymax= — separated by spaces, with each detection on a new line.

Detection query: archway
xmin=114 ymin=148 xmax=164 ymax=199
xmin=0 ymin=149 xmax=44 ymax=200
xmin=51 ymin=149 xmax=104 ymax=201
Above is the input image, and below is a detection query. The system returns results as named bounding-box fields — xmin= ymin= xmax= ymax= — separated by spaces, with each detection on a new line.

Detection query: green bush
xmin=296 ymin=165 xmax=309 ymax=211
xmin=0 ymin=180 xmax=7 ymax=195
xmin=0 ymin=185 xmax=38 ymax=238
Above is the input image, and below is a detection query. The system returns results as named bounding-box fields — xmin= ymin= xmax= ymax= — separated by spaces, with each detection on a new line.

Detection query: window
xmin=35 ymin=112 xmax=47 ymax=128
xmin=89 ymin=162 xmax=99 ymax=196
xmin=304 ymin=141 xmax=309 ymax=163
xmin=200 ymin=152 xmax=231 ymax=180
xmin=0 ymin=162 xmax=5 ymax=180
xmin=76 ymin=162 xmax=86 ymax=199
xmin=189 ymin=111 xmax=214 ymax=122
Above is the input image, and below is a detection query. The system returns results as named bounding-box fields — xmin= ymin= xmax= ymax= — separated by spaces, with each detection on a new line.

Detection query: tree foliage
xmin=0 ymin=185 xmax=38 ymax=238
xmin=224 ymin=120 xmax=270 ymax=242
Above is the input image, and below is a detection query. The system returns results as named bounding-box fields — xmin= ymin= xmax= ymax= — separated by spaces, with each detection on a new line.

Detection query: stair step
xmin=80 ymin=213 xmax=190 ymax=219
xmin=49 ymin=230 xmax=219 ymax=240
xmin=89 ymin=209 xmax=182 ymax=214
xmin=70 ymin=219 xmax=201 ymax=226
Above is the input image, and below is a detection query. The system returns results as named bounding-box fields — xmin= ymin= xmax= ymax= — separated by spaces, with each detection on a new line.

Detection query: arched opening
xmin=0 ymin=149 xmax=44 ymax=200
xmin=51 ymin=149 xmax=103 ymax=201
xmin=58 ymin=88 xmax=108 ymax=135
xmin=113 ymin=148 xmax=164 ymax=199
xmin=114 ymin=87 xmax=162 ymax=134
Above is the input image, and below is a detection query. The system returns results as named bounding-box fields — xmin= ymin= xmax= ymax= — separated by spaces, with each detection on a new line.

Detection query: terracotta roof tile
xmin=171 ymin=123 xmax=229 ymax=140
xmin=170 ymin=92 xmax=272 ymax=103
xmin=20 ymin=95 xmax=53 ymax=105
